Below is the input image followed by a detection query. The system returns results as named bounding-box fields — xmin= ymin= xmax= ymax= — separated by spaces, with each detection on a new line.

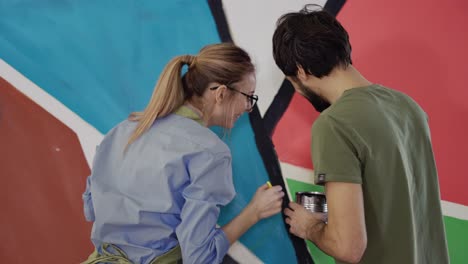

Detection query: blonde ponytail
xmin=125 ymin=43 xmax=254 ymax=151
xmin=126 ymin=55 xmax=194 ymax=149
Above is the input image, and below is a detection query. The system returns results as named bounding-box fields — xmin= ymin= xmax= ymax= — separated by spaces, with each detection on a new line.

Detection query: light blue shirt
xmin=82 ymin=111 xmax=236 ymax=264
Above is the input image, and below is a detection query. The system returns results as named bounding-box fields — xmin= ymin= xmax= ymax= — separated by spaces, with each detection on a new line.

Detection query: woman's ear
xmin=214 ymin=85 xmax=227 ymax=104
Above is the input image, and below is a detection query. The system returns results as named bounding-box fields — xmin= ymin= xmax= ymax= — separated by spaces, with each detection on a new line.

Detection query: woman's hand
xmin=222 ymin=183 xmax=285 ymax=245
xmin=248 ymin=183 xmax=285 ymax=221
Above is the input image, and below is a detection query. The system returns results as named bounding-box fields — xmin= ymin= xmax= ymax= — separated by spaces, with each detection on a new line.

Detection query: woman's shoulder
xmin=151 ymin=114 xmax=230 ymax=154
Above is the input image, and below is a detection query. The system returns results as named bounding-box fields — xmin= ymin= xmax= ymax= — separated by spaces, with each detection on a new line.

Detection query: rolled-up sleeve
xmin=82 ymin=175 xmax=95 ymax=222
xmin=176 ymin=149 xmax=236 ymax=264
xmin=83 ymin=145 xmax=101 ymax=222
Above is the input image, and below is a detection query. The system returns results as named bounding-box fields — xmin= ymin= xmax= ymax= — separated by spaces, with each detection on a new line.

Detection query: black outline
xmin=208 ymin=0 xmax=233 ymax=43
xmin=324 ymin=0 xmax=347 ymax=16
xmin=208 ymin=0 xmax=347 ymax=263
xmin=263 ymin=78 xmax=295 ymax=138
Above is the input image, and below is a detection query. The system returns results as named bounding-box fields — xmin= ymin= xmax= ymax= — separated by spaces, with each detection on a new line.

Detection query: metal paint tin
xmin=295 ymin=191 xmax=327 ymax=213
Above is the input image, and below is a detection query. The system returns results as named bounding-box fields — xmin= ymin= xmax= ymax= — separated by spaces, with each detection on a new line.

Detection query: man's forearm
xmin=307 ymin=221 xmax=365 ymax=263
xmin=306 ymin=221 xmax=338 ymax=256
xmin=300 ymin=182 xmax=366 ymax=263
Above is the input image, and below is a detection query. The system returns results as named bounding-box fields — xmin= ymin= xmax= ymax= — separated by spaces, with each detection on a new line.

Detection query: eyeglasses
xmin=209 ymin=85 xmax=258 ymax=111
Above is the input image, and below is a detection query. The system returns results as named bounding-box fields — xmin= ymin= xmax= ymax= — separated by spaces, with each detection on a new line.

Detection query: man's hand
xmin=286 ymin=183 xmax=367 ymax=263
xmin=284 ymin=202 xmax=325 ymax=239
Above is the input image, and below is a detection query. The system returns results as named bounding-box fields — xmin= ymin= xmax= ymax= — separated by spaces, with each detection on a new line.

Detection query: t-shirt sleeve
xmin=311 ymin=116 xmax=362 ymax=185
xmin=82 ymin=145 xmax=100 ymax=222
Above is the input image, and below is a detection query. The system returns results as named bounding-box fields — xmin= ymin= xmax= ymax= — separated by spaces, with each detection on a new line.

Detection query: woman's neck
xmin=185 ymin=100 xmax=210 ymax=126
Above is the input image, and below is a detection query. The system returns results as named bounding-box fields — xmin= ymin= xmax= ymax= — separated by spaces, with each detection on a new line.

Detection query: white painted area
xmin=222 ymin=0 xmax=327 ymax=116
xmin=280 ymin=161 xmax=315 ymax=184
xmin=0 ymin=59 xmax=103 ymax=168
xmin=441 ymin=200 xmax=468 ymax=221
xmin=280 ymin=161 xmax=468 ymax=220
xmin=280 ymin=161 xmax=314 ymax=201
xmin=228 ymin=241 xmax=263 ymax=264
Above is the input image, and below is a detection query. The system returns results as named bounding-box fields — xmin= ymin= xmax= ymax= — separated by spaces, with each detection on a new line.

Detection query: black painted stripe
xmin=207 ymin=1 xmax=348 ymax=263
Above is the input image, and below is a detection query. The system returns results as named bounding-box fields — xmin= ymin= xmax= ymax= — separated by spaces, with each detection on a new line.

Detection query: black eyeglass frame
xmin=209 ymin=85 xmax=258 ymax=111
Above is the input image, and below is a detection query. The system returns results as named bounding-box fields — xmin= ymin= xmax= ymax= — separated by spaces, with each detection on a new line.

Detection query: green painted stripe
xmin=287 ymin=178 xmax=324 ymax=196
xmin=444 ymin=215 xmax=468 ymax=264
xmin=285 ymin=178 xmax=468 ymax=264
xmin=286 ymin=179 xmax=333 ymax=263
xmin=280 ymin=162 xmax=468 ymax=220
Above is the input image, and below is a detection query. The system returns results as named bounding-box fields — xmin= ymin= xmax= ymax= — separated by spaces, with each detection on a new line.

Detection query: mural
xmin=0 ymin=0 xmax=466 ymax=263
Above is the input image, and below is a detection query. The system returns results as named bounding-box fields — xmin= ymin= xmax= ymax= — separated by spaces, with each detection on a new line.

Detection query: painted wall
xmin=0 ymin=0 xmax=466 ymax=263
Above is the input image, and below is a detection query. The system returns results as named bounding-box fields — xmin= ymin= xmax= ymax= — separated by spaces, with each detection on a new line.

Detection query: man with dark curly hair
xmin=273 ymin=5 xmax=449 ymax=264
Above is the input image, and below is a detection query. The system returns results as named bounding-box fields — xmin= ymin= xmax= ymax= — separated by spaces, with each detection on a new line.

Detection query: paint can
xmin=295 ymin=191 xmax=327 ymax=213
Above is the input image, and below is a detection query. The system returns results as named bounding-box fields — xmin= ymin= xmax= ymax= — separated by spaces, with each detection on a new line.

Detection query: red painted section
xmin=273 ymin=94 xmax=318 ymax=170
xmin=273 ymin=0 xmax=468 ymax=205
xmin=0 ymin=77 xmax=93 ymax=263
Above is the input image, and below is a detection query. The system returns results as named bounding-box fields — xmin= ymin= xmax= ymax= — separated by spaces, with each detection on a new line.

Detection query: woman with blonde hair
xmin=82 ymin=43 xmax=284 ymax=264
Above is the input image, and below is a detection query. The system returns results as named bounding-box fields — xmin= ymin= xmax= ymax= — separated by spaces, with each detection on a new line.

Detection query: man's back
xmin=312 ymin=84 xmax=449 ymax=263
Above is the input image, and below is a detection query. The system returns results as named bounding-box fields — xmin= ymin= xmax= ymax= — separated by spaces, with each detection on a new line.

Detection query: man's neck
xmin=319 ymin=65 xmax=372 ymax=104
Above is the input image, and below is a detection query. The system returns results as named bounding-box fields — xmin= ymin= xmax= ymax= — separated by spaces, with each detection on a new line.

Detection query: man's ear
xmin=297 ymin=65 xmax=308 ymax=83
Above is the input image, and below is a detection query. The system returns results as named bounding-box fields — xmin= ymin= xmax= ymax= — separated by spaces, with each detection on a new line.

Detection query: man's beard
xmin=297 ymin=82 xmax=330 ymax=112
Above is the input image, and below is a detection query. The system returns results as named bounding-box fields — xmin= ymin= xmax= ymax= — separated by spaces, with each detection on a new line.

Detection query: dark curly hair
xmin=273 ymin=4 xmax=352 ymax=78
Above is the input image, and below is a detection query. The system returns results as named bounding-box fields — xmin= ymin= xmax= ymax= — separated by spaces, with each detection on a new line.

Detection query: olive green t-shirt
xmin=312 ymin=84 xmax=449 ymax=264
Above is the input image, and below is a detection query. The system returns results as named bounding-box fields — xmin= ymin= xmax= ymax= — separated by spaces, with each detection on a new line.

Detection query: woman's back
xmin=82 ymin=43 xmax=284 ymax=264
xmin=83 ymin=113 xmax=235 ymax=263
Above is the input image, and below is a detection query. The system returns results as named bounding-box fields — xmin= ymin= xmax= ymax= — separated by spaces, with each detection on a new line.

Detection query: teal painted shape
xmin=0 ymin=1 xmax=297 ymax=263
xmin=214 ymin=115 xmax=297 ymax=263
xmin=0 ymin=0 xmax=220 ymax=133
